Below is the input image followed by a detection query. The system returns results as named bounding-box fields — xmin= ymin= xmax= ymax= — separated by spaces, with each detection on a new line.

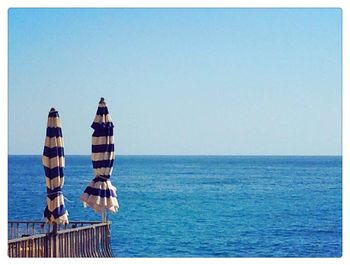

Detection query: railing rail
xmin=8 ymin=222 xmax=113 ymax=258
xmin=8 ymin=221 xmax=101 ymax=240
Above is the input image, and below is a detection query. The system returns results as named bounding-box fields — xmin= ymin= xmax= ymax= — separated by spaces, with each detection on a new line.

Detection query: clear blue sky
xmin=8 ymin=8 xmax=341 ymax=155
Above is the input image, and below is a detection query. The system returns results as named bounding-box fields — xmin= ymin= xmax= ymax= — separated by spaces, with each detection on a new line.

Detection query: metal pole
xmin=101 ymin=210 xmax=105 ymax=223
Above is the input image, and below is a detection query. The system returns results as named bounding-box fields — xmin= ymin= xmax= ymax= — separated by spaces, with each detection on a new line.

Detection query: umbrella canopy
xmin=42 ymin=108 xmax=68 ymax=224
xmin=81 ymin=98 xmax=119 ymax=213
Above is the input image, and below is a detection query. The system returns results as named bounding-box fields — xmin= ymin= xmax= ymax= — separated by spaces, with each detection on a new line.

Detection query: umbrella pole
xmin=101 ymin=209 xmax=105 ymax=223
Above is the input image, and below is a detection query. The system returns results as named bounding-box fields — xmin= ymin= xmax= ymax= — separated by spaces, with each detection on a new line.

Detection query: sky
xmin=8 ymin=8 xmax=342 ymax=155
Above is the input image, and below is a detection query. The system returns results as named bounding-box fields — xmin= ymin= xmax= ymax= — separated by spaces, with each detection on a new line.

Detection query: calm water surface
xmin=8 ymin=155 xmax=342 ymax=257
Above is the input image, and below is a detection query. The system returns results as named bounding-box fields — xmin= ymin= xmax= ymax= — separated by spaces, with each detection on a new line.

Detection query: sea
xmin=8 ymin=155 xmax=342 ymax=257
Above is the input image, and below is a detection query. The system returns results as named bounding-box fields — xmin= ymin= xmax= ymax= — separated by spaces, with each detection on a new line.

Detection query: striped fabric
xmin=42 ymin=108 xmax=69 ymax=224
xmin=81 ymin=98 xmax=119 ymax=213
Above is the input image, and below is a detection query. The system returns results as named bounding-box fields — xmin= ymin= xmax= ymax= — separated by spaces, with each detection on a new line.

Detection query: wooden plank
xmin=37 ymin=238 xmax=41 ymax=257
xmin=63 ymin=233 xmax=66 ymax=257
xmin=61 ymin=233 xmax=65 ymax=257
xmin=75 ymin=231 xmax=78 ymax=257
xmin=69 ymin=232 xmax=73 ymax=257
xmin=101 ymin=225 xmax=107 ymax=257
xmin=33 ymin=239 xmax=36 ymax=257
xmin=7 ymin=243 xmax=10 ymax=257
xmin=67 ymin=232 xmax=71 ymax=257
xmin=97 ymin=225 xmax=103 ymax=257
xmin=10 ymin=243 xmax=13 ymax=257
xmin=89 ymin=229 xmax=92 ymax=256
xmin=83 ymin=229 xmax=87 ymax=257
xmin=28 ymin=239 xmax=32 ymax=257
xmin=15 ymin=242 xmax=19 ymax=257
xmin=71 ymin=231 xmax=74 ymax=257
xmin=92 ymin=226 xmax=97 ymax=257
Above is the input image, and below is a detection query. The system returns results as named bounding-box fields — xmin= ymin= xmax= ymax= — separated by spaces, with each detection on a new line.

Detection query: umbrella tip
xmin=50 ymin=107 xmax=56 ymax=112
xmin=99 ymin=97 xmax=105 ymax=104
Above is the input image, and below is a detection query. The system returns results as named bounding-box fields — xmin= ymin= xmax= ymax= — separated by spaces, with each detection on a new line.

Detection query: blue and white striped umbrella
xmin=81 ymin=98 xmax=119 ymax=213
xmin=42 ymin=108 xmax=69 ymax=224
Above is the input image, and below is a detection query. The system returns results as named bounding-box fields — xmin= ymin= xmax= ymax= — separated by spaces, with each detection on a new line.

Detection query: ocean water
xmin=8 ymin=155 xmax=342 ymax=257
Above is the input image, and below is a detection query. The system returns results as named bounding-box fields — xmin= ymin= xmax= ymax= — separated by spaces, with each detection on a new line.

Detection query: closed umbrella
xmin=42 ymin=107 xmax=68 ymax=224
xmin=81 ymin=98 xmax=119 ymax=220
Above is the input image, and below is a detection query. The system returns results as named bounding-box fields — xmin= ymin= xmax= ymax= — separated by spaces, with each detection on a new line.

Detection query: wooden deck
xmin=8 ymin=221 xmax=113 ymax=257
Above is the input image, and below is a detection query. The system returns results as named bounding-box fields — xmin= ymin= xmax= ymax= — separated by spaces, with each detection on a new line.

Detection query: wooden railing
xmin=8 ymin=221 xmax=101 ymax=240
xmin=8 ymin=221 xmax=113 ymax=257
